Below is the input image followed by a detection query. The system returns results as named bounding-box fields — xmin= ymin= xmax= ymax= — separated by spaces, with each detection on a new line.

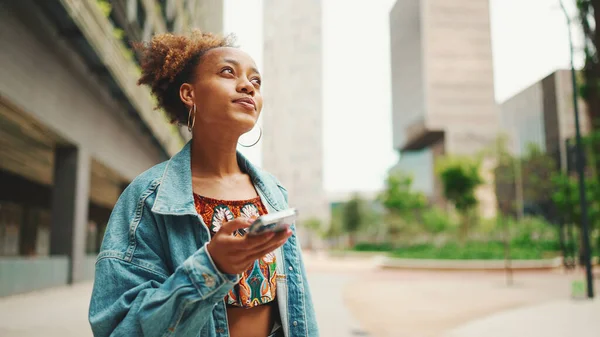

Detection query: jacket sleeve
xmin=88 ymin=184 xmax=238 ymax=337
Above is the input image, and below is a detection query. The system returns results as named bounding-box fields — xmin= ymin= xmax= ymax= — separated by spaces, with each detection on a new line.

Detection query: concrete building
xmin=262 ymin=0 xmax=328 ymax=230
xmin=500 ymin=70 xmax=591 ymax=171
xmin=389 ymin=0 xmax=499 ymax=217
xmin=0 ymin=0 xmax=223 ymax=297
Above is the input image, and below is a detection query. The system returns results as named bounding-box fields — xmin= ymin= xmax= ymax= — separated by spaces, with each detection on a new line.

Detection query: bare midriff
xmin=227 ymin=302 xmax=276 ymax=337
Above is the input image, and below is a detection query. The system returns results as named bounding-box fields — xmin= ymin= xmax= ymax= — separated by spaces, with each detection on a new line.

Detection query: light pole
xmin=558 ymin=0 xmax=594 ymax=299
xmin=510 ymin=127 xmax=525 ymax=221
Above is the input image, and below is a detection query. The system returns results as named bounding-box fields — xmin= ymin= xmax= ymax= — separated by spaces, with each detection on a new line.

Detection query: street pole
xmin=511 ymin=128 xmax=525 ymax=221
xmin=559 ymin=0 xmax=594 ymax=299
xmin=496 ymin=139 xmax=514 ymax=286
xmin=500 ymin=214 xmax=513 ymax=286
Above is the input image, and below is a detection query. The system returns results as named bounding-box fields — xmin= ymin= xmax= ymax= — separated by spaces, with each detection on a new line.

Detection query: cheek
xmin=255 ymin=94 xmax=264 ymax=112
xmin=196 ymin=81 xmax=232 ymax=105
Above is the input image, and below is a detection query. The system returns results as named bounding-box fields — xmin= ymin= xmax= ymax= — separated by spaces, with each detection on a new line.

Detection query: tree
xmin=378 ymin=170 xmax=427 ymax=220
xmin=576 ymin=0 xmax=600 ymax=130
xmin=436 ymin=156 xmax=483 ymax=241
xmin=323 ymin=205 xmax=342 ymax=248
xmin=575 ymin=1 xmax=600 ymax=187
xmin=520 ymin=144 xmax=559 ymax=219
xmin=492 ymin=135 xmax=518 ymax=216
xmin=552 ymin=172 xmax=600 ymax=263
xmin=521 ymin=144 xmax=556 ymax=200
xmin=302 ymin=217 xmax=323 ymax=251
xmin=493 ymin=138 xmax=558 ymax=220
xmin=342 ymin=194 xmax=365 ymax=247
xmin=378 ymin=170 xmax=428 ymax=240
xmin=304 ymin=217 xmax=322 ymax=235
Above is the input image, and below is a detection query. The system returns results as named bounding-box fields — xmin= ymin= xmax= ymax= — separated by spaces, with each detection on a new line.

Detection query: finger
xmin=246 ymin=225 xmax=291 ymax=245
xmin=242 ymin=261 xmax=255 ymax=272
xmin=233 ymin=233 xmax=287 ymax=267
xmin=241 ymin=232 xmax=276 ymax=250
xmin=252 ymin=228 xmax=291 ymax=247
xmin=247 ymin=233 xmax=291 ymax=261
xmin=272 ymin=228 xmax=293 ymax=241
xmin=219 ymin=218 xmax=252 ymax=235
xmin=247 ymin=245 xmax=281 ymax=263
xmin=238 ymin=235 xmax=289 ymax=270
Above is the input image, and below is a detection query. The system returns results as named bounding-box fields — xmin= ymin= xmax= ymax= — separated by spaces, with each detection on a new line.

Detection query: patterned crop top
xmin=194 ymin=194 xmax=277 ymax=308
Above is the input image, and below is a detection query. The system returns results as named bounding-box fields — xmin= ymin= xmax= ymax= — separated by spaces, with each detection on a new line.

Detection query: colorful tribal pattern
xmin=194 ymin=194 xmax=277 ymax=308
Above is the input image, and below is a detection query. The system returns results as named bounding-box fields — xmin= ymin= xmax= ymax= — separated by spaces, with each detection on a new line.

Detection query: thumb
xmin=219 ymin=217 xmax=252 ymax=235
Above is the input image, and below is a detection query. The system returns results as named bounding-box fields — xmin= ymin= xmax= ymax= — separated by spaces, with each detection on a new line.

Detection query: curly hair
xmin=135 ymin=30 xmax=236 ymax=123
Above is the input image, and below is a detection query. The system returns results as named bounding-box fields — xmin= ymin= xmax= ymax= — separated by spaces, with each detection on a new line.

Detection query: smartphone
xmin=246 ymin=208 xmax=297 ymax=236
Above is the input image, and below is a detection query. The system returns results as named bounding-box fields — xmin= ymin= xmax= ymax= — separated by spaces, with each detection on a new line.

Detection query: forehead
xmin=200 ymin=47 xmax=258 ymax=70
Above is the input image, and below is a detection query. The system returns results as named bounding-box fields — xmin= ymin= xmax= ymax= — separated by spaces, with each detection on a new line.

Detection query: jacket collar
xmin=151 ymin=141 xmax=284 ymax=216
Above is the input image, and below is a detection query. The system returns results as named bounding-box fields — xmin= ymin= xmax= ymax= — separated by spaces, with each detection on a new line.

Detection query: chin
xmin=231 ymin=111 xmax=258 ymax=130
xmin=240 ymin=123 xmax=256 ymax=134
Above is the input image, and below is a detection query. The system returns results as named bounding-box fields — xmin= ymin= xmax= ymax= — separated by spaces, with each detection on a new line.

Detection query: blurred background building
xmin=262 ymin=0 xmax=329 ymax=238
xmin=500 ymin=69 xmax=592 ymax=171
xmin=0 ymin=0 xmax=222 ymax=297
xmin=389 ymin=0 xmax=499 ymax=217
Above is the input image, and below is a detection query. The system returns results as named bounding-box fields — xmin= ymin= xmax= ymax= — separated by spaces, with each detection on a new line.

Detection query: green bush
xmin=353 ymin=242 xmax=393 ymax=252
xmin=420 ymin=207 xmax=456 ymax=234
xmin=352 ymin=240 xmax=561 ymax=260
xmin=510 ymin=217 xmax=557 ymax=242
xmin=388 ymin=241 xmax=559 ymax=260
xmin=351 ymin=206 xmax=565 ymax=260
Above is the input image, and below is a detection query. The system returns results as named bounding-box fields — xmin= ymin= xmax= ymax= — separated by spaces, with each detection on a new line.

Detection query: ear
xmin=179 ymin=83 xmax=195 ymax=108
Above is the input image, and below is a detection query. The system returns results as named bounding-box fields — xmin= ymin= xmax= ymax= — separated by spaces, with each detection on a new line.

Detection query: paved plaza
xmin=339 ymin=260 xmax=599 ymax=337
xmin=0 ymin=252 xmax=598 ymax=337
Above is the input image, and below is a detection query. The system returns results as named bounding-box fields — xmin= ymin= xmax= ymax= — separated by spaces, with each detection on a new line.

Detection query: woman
xmin=88 ymin=30 xmax=318 ymax=337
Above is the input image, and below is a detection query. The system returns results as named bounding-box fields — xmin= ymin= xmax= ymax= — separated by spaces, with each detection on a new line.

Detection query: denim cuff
xmin=202 ymin=242 xmax=241 ymax=284
xmin=183 ymin=243 xmax=239 ymax=299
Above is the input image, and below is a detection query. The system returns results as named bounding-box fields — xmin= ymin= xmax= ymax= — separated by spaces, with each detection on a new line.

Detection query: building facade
xmin=501 ymin=70 xmax=591 ymax=170
xmin=262 ymin=0 xmax=328 ymax=232
xmin=389 ymin=0 xmax=499 ymax=216
xmin=0 ymin=0 xmax=222 ymax=296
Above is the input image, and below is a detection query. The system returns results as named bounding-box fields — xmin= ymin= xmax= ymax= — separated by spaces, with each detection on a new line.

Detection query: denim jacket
xmin=88 ymin=142 xmax=319 ymax=337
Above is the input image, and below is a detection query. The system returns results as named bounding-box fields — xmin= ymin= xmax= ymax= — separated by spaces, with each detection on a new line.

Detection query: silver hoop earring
xmin=238 ymin=127 xmax=262 ymax=148
xmin=187 ymin=104 xmax=196 ymax=133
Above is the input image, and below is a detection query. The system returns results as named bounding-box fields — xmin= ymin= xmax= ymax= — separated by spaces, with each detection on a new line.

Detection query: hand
xmin=206 ymin=217 xmax=292 ymax=275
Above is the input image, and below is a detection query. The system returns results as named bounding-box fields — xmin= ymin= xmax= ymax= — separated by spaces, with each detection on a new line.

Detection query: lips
xmin=233 ymin=97 xmax=256 ymax=110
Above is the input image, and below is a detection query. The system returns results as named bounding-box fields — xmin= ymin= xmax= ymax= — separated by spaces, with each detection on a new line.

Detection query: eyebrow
xmin=222 ymin=58 xmax=261 ymax=76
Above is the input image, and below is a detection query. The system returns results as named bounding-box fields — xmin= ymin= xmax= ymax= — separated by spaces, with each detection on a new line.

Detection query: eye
xmin=251 ymin=77 xmax=262 ymax=86
xmin=220 ymin=67 xmax=234 ymax=75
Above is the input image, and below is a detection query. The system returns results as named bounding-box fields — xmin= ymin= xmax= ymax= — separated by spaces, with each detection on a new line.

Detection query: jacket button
xmin=202 ymin=273 xmax=216 ymax=287
xmin=288 ymin=266 xmax=293 ymax=271
xmin=293 ymin=321 xmax=298 ymax=326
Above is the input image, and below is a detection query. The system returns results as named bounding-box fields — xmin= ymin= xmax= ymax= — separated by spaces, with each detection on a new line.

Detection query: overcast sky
xmin=224 ymin=0 xmax=582 ymax=195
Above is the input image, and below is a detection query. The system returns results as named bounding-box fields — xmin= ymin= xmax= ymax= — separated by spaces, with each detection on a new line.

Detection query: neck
xmin=190 ymin=131 xmax=241 ymax=178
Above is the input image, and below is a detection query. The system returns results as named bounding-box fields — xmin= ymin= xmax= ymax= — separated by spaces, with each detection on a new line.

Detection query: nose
xmin=237 ymin=77 xmax=255 ymax=96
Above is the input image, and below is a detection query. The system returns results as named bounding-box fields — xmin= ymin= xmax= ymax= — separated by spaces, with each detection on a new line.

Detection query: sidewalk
xmin=0 ymin=255 xmax=368 ymax=337
xmin=341 ymin=263 xmax=600 ymax=337
xmin=0 ymin=282 xmax=92 ymax=337
xmin=309 ymin=272 xmax=370 ymax=337
xmin=444 ymin=298 xmax=599 ymax=337
xmin=2 ymin=252 xmax=596 ymax=337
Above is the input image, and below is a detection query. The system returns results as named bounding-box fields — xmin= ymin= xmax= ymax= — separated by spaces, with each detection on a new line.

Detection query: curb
xmin=377 ymin=256 xmax=563 ymax=271
xmin=327 ymin=251 xmax=387 ymax=259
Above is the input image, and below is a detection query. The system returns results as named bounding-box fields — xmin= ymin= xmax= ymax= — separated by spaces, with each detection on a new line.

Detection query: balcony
xmin=401 ymin=118 xmax=445 ymax=152
xmin=36 ymin=0 xmax=186 ymax=156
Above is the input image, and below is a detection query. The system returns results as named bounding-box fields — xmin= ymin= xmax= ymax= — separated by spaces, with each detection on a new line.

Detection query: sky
xmin=224 ymin=0 xmax=582 ymax=196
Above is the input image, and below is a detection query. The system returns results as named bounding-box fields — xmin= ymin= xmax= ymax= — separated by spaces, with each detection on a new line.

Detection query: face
xmin=180 ymin=47 xmax=263 ymax=136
